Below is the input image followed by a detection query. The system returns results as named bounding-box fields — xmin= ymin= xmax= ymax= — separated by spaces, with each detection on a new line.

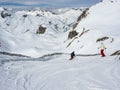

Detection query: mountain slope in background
xmin=0 ymin=7 xmax=83 ymax=57
xmin=65 ymin=0 xmax=120 ymax=56
xmin=0 ymin=0 xmax=120 ymax=57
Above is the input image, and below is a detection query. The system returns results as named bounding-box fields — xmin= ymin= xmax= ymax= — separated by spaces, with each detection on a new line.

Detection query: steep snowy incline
xmin=65 ymin=0 xmax=120 ymax=56
xmin=0 ymin=55 xmax=120 ymax=90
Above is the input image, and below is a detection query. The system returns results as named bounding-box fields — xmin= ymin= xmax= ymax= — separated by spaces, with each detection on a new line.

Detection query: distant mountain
xmin=0 ymin=7 xmax=83 ymax=57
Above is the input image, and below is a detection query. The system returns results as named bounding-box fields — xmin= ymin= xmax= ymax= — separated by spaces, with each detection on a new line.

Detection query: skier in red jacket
xmin=98 ymin=43 xmax=106 ymax=57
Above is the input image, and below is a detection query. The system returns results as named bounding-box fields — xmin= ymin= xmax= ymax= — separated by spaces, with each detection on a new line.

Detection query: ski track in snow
xmin=0 ymin=55 xmax=120 ymax=90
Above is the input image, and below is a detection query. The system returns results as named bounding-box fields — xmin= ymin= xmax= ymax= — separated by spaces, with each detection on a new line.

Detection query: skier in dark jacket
xmin=70 ymin=51 xmax=75 ymax=60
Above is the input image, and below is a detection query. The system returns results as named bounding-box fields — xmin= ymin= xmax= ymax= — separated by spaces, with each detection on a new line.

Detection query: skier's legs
xmin=69 ymin=55 xmax=74 ymax=60
xmin=101 ymin=49 xmax=105 ymax=57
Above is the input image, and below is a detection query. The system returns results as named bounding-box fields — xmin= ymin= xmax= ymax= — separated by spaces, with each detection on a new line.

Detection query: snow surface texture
xmin=0 ymin=0 xmax=120 ymax=90
xmin=0 ymin=7 xmax=83 ymax=57
xmin=0 ymin=54 xmax=120 ymax=90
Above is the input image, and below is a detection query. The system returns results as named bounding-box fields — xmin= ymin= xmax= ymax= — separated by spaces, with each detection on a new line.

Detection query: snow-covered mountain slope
xmin=0 ymin=0 xmax=120 ymax=57
xmin=0 ymin=1 xmax=120 ymax=90
xmin=65 ymin=0 xmax=120 ymax=56
xmin=0 ymin=8 xmax=82 ymax=57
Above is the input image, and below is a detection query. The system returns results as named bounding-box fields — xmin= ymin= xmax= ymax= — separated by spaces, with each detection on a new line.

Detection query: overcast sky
xmin=0 ymin=0 xmax=101 ymax=8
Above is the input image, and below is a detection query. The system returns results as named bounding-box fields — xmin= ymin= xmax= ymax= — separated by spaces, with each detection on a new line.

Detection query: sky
xmin=0 ymin=0 xmax=101 ymax=8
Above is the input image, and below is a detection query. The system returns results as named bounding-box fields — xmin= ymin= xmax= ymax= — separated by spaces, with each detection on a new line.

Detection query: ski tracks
xmin=1 ymin=55 xmax=120 ymax=90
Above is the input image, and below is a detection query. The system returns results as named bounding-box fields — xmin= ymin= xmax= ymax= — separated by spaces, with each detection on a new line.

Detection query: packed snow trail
xmin=0 ymin=55 xmax=120 ymax=90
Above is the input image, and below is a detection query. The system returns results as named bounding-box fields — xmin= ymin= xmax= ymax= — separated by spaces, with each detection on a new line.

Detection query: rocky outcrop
xmin=72 ymin=8 xmax=89 ymax=30
xmin=36 ymin=25 xmax=46 ymax=34
xmin=96 ymin=36 xmax=109 ymax=42
xmin=68 ymin=30 xmax=78 ymax=39
xmin=1 ymin=11 xmax=11 ymax=18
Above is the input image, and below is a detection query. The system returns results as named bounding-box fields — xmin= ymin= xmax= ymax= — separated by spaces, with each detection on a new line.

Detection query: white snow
xmin=0 ymin=7 xmax=82 ymax=57
xmin=0 ymin=0 xmax=120 ymax=90
xmin=65 ymin=0 xmax=120 ymax=55
xmin=0 ymin=55 xmax=120 ymax=90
